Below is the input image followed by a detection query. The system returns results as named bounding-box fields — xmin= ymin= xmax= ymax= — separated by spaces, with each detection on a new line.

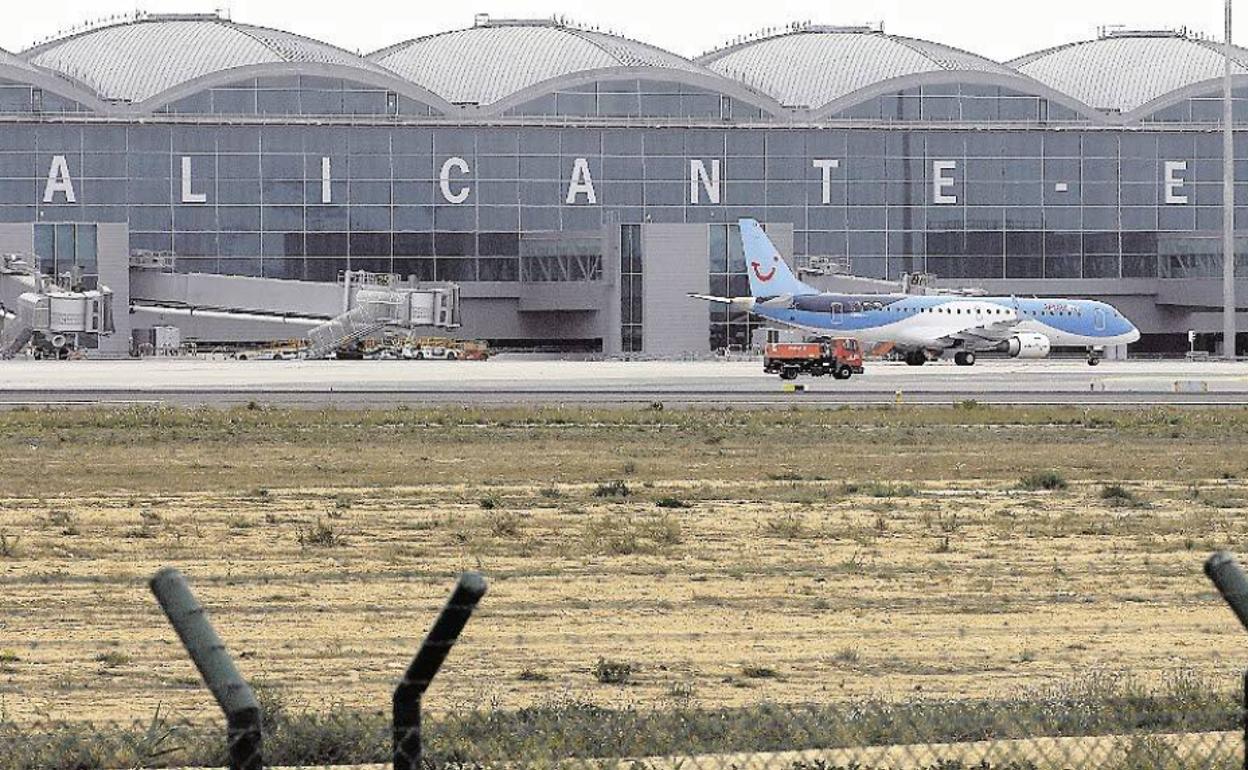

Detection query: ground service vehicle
xmin=401 ymin=337 xmax=490 ymax=361
xmin=764 ymin=339 xmax=864 ymax=381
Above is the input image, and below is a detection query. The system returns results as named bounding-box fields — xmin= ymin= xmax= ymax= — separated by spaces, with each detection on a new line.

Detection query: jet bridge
xmin=0 ymin=248 xmax=460 ymax=358
xmin=130 ymin=264 xmax=459 ymax=357
xmin=0 ymin=255 xmax=115 ymax=358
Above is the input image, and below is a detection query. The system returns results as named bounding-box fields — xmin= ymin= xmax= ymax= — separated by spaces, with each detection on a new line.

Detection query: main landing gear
xmin=954 ymin=351 xmax=976 ymax=367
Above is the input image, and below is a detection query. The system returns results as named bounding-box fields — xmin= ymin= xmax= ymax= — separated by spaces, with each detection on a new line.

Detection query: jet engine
xmin=999 ymin=333 xmax=1051 ymax=359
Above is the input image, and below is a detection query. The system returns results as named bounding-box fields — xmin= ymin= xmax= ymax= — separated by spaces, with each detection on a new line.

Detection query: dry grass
xmin=0 ymin=405 xmax=1245 ymax=728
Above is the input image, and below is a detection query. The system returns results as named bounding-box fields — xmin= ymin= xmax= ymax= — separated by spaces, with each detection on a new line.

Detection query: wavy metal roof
xmin=22 ymin=14 xmax=396 ymax=103
xmin=14 ymin=16 xmax=1248 ymax=122
xmin=1012 ymin=31 xmax=1248 ymax=114
xmin=698 ymin=27 xmax=1023 ymax=109
xmin=370 ymin=19 xmax=712 ymax=106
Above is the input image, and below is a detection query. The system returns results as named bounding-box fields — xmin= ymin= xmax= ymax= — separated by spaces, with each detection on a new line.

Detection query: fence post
xmin=149 ymin=566 xmax=263 ymax=770
xmin=1203 ymin=551 xmax=1248 ymax=770
xmin=393 ymin=571 xmax=487 ymax=770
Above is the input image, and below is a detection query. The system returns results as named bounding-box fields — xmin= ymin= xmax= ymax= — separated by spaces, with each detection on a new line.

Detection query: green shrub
xmin=94 ymin=650 xmax=131 ymax=668
xmin=593 ymin=480 xmax=630 ymax=498
xmin=1100 ymin=484 xmax=1142 ymax=507
xmin=763 ymin=514 xmax=809 ymax=539
xmin=332 ymin=494 xmax=356 ymax=510
xmin=0 ymin=532 xmax=20 ymax=558
xmin=297 ymin=518 xmax=346 ymax=548
xmin=1019 ymin=471 xmax=1068 ymax=491
xmin=488 ymin=511 xmax=523 ymax=537
xmin=593 ymin=658 xmax=634 ymax=685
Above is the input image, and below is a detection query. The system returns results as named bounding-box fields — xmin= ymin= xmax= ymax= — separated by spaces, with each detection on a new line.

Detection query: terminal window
xmin=34 ymin=223 xmax=97 ymax=279
xmin=708 ymin=223 xmax=759 ymax=351
xmin=620 ymin=224 xmax=642 ymax=353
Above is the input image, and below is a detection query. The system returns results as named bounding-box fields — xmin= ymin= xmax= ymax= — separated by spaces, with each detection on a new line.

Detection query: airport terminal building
xmin=2 ymin=13 xmax=1248 ymax=354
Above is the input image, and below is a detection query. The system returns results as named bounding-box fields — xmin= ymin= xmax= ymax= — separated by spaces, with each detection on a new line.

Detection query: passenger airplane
xmin=693 ymin=219 xmax=1140 ymax=366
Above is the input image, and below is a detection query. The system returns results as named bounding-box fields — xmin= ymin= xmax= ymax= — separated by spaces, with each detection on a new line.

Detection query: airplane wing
xmin=938 ymin=318 xmax=1021 ymax=349
xmin=688 ymin=293 xmax=732 ymax=304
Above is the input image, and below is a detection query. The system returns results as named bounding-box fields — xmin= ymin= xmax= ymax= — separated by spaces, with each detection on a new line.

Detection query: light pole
xmin=1224 ymin=0 xmax=1238 ymax=359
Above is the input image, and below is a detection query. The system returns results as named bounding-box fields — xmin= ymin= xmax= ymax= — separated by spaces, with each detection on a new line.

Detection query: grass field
xmin=1 ymin=404 xmax=1247 ymax=767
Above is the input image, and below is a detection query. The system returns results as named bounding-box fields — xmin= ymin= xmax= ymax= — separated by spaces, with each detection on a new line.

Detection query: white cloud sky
xmin=2 ymin=0 xmax=1237 ymax=61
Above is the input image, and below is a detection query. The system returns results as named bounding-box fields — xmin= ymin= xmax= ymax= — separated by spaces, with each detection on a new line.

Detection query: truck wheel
xmin=905 ymin=351 xmax=926 ymax=366
xmin=780 ymin=367 xmax=799 ymax=381
xmin=954 ymin=351 xmax=976 ymax=366
xmin=835 ymin=365 xmax=852 ymax=380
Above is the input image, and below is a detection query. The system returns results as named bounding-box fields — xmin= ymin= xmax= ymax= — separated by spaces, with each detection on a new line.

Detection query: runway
xmin=1 ymin=357 xmax=1247 ymax=407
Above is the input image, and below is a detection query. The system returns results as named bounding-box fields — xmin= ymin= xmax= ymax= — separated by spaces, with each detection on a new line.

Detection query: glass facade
xmin=157 ymin=76 xmax=437 ymax=118
xmin=0 ymin=78 xmax=87 ymax=114
xmin=33 ymin=222 xmax=97 ymax=279
xmin=6 ymin=98 xmax=1248 ymax=289
xmin=708 ymin=222 xmax=759 ymax=350
xmin=829 ymin=84 xmax=1087 ymax=124
xmin=504 ymin=79 xmax=763 ymax=121
xmin=620 ymin=224 xmax=642 ymax=353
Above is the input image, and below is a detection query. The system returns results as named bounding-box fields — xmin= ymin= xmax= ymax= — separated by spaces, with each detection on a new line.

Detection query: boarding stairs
xmin=304 ymin=291 xmax=405 ymax=360
xmin=0 ymin=316 xmax=32 ymax=358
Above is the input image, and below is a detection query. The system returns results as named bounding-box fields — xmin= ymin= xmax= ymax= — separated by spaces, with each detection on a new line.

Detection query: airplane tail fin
xmin=739 ymin=219 xmax=817 ymax=298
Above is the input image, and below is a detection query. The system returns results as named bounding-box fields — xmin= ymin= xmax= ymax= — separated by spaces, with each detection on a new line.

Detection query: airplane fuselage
xmin=746 ymin=293 xmax=1140 ymax=351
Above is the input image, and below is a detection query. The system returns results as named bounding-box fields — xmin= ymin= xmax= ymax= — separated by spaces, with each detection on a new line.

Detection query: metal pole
xmin=1204 ymin=551 xmax=1248 ymax=769
xmin=1206 ymin=551 xmax=1248 ymax=628
xmin=1243 ymin=668 xmax=1248 ymax=770
xmin=393 ymin=572 xmax=487 ymax=770
xmin=1225 ymin=0 xmax=1238 ymax=360
xmin=150 ymin=567 xmax=263 ymax=770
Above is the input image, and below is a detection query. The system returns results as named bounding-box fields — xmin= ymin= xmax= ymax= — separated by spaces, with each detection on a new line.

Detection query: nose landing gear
xmin=1087 ymin=346 xmax=1104 ymax=366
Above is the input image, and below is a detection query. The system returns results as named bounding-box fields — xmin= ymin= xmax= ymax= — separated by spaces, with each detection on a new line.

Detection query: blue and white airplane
xmin=693 ymin=219 xmax=1140 ymax=366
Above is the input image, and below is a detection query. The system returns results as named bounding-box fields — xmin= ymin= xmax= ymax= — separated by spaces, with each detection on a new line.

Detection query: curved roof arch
xmin=0 ymin=48 xmax=107 ymax=112
xmin=369 ymin=18 xmax=733 ymax=108
xmin=482 ymin=66 xmax=790 ymax=119
xmin=134 ymin=61 xmax=456 ymax=116
xmin=698 ymin=26 xmax=1057 ymax=113
xmin=21 ymin=13 xmax=416 ymax=107
xmin=809 ymin=69 xmax=1106 ymax=123
xmin=1125 ymin=72 xmax=1248 ymax=122
xmin=1011 ymin=30 xmax=1248 ymax=115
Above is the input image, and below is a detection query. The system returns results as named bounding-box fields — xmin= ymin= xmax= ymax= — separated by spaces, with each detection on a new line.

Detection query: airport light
xmin=1225 ymin=0 xmax=1237 ymax=360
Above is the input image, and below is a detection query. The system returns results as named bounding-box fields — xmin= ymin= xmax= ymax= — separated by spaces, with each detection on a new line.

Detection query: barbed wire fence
xmin=6 ymin=556 xmax=1248 ymax=769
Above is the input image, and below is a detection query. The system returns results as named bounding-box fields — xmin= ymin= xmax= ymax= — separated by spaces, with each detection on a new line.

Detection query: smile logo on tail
xmin=751 ymin=258 xmax=777 ymax=282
